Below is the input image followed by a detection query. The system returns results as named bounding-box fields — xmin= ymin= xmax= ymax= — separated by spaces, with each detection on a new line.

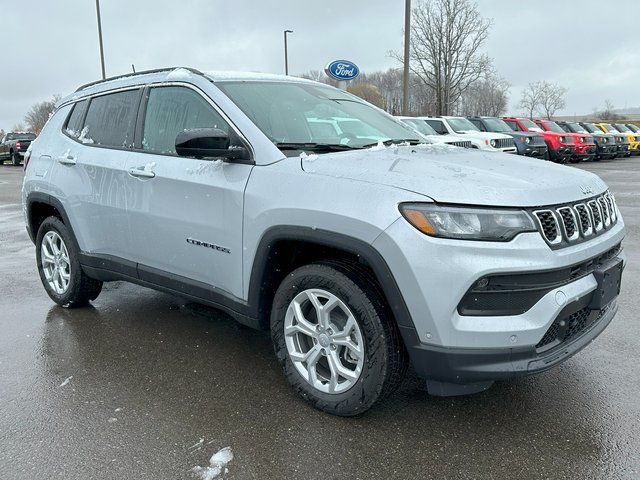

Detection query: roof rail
xmin=74 ymin=66 xmax=204 ymax=92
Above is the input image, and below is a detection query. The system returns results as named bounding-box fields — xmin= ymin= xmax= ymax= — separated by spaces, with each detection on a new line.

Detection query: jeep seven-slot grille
xmin=533 ymin=192 xmax=618 ymax=248
xmin=446 ymin=140 xmax=473 ymax=148
xmin=495 ymin=138 xmax=515 ymax=149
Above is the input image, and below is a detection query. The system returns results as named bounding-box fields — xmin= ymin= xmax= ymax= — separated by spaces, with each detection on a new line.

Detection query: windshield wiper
xmin=274 ymin=142 xmax=358 ymax=152
xmin=361 ymin=138 xmax=421 ymax=148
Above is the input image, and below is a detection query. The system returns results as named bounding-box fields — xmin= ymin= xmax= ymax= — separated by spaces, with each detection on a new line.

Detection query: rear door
xmin=53 ymin=89 xmax=141 ymax=263
xmin=123 ymin=84 xmax=253 ymax=300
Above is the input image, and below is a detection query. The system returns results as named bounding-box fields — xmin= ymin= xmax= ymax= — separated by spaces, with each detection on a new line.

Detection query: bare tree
xmin=458 ymin=70 xmax=510 ymax=116
xmin=395 ymin=0 xmax=492 ymax=115
xmin=11 ymin=123 xmax=26 ymax=132
xmin=518 ymin=82 xmax=543 ymax=118
xmin=518 ymin=81 xmax=566 ymax=119
xmin=598 ymin=99 xmax=622 ymax=120
xmin=24 ymin=95 xmax=60 ymax=134
xmin=0 ymin=129 xmax=5 ymax=140
xmin=538 ymin=81 xmax=566 ymax=119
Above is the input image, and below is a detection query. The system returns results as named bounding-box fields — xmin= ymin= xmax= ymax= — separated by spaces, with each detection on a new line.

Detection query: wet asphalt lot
xmin=0 ymin=159 xmax=638 ymax=480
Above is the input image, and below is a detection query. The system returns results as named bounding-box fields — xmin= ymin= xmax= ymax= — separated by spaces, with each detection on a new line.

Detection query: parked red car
xmin=533 ymin=119 xmax=596 ymax=163
xmin=502 ymin=117 xmax=574 ymax=163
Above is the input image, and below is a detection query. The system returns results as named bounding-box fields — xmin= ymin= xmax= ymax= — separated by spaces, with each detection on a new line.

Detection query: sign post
xmin=324 ymin=60 xmax=360 ymax=90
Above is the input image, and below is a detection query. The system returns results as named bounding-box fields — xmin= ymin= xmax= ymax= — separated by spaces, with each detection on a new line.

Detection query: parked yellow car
xmin=595 ymin=122 xmax=640 ymax=155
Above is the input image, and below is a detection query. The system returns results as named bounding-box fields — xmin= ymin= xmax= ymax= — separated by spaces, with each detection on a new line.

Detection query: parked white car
xmin=424 ymin=116 xmax=517 ymax=153
xmin=396 ymin=116 xmax=473 ymax=149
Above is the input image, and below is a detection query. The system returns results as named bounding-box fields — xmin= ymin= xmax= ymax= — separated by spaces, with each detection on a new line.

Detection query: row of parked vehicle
xmin=397 ymin=115 xmax=640 ymax=163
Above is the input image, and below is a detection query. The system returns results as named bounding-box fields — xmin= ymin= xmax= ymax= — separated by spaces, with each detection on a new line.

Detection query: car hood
xmin=301 ymin=144 xmax=607 ymax=207
xmin=427 ymin=134 xmax=470 ymax=144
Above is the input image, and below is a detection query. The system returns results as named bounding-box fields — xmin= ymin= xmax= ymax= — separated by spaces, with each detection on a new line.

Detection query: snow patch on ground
xmin=191 ymin=447 xmax=233 ymax=480
xmin=59 ymin=376 xmax=73 ymax=387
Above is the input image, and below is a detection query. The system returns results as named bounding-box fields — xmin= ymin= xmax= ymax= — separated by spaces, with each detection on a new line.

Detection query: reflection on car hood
xmin=301 ymin=144 xmax=607 ymax=207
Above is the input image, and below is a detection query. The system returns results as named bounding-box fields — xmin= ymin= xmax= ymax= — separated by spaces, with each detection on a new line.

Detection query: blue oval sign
xmin=325 ymin=60 xmax=360 ymax=81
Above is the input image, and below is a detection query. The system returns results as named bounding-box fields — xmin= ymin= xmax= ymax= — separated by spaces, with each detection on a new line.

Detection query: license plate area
xmin=589 ymin=258 xmax=623 ymax=309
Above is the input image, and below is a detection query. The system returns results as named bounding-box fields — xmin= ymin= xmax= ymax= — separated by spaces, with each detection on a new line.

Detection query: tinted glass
xmin=521 ymin=119 xmax=542 ymax=132
xmin=65 ymin=100 xmax=88 ymax=138
xmin=566 ymin=122 xmax=587 ymax=134
xmin=482 ymin=118 xmax=512 ymax=133
xmin=504 ymin=120 xmax=520 ymax=131
xmin=142 ymin=86 xmax=229 ymax=155
xmin=217 ymin=81 xmax=419 ymax=147
xmin=6 ymin=132 xmax=36 ymax=140
xmin=543 ymin=121 xmax=565 ymax=133
xmin=83 ymin=90 xmax=139 ymax=147
xmin=613 ymin=124 xmax=631 ymax=132
xmin=424 ymin=120 xmax=447 ymax=134
xmin=581 ymin=123 xmax=598 ymax=133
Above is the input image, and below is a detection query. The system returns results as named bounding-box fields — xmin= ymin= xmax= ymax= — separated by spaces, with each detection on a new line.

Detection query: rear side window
xmin=82 ymin=89 xmax=139 ymax=147
xmin=65 ymin=100 xmax=88 ymax=138
xmin=142 ymin=86 xmax=229 ymax=155
xmin=424 ymin=120 xmax=446 ymax=135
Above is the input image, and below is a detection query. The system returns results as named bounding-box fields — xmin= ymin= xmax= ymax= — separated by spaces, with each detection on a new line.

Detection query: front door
xmin=123 ymin=85 xmax=252 ymax=300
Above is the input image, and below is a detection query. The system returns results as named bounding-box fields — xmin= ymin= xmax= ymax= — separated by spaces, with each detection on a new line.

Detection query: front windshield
xmin=613 ymin=124 xmax=631 ymax=132
xmin=521 ymin=119 xmax=543 ymax=132
xmin=402 ymin=118 xmax=438 ymax=136
xmin=216 ymin=81 xmax=420 ymax=148
xmin=627 ymin=124 xmax=640 ymax=133
xmin=482 ymin=118 xmax=513 ymax=133
xmin=567 ymin=122 xmax=587 ymax=134
xmin=544 ymin=121 xmax=565 ymax=133
xmin=603 ymin=123 xmax=618 ymax=133
xmin=447 ymin=117 xmax=480 ymax=133
xmin=581 ymin=123 xmax=598 ymax=133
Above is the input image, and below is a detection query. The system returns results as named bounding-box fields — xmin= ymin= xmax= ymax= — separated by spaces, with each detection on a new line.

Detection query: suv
xmin=423 ymin=116 xmax=517 ymax=153
xmin=594 ymin=122 xmax=632 ymax=157
xmin=564 ymin=122 xmax=617 ymax=160
xmin=0 ymin=132 xmax=36 ymax=165
xmin=396 ymin=116 xmax=473 ymax=148
xmin=467 ymin=116 xmax=547 ymax=158
xmin=502 ymin=117 xmax=575 ymax=163
xmin=611 ymin=123 xmax=640 ymax=155
xmin=534 ymin=119 xmax=596 ymax=163
xmin=23 ymin=68 xmax=626 ymax=416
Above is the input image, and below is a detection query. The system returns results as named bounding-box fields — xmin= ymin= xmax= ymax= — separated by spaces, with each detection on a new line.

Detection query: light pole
xmin=284 ymin=29 xmax=293 ymax=75
xmin=95 ymin=0 xmax=106 ymax=79
xmin=402 ymin=0 xmax=411 ymax=115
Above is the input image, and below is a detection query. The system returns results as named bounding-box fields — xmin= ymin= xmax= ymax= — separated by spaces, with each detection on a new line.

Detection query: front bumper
xmin=517 ymin=144 xmax=548 ymax=157
xmin=408 ymin=299 xmax=617 ymax=387
xmin=596 ymin=144 xmax=617 ymax=158
xmin=374 ymin=213 xmax=626 ymax=387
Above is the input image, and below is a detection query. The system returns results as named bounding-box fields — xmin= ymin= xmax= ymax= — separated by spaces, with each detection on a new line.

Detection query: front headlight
xmin=521 ymin=136 xmax=531 ymax=144
xmin=489 ymin=139 xmax=496 ymax=147
xmin=399 ymin=203 xmax=536 ymax=241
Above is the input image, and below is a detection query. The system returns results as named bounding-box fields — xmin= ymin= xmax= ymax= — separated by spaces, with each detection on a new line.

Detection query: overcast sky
xmin=1 ymin=0 xmax=639 ymax=129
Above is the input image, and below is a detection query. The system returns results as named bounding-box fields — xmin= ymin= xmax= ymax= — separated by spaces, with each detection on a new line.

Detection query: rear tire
xmin=36 ymin=216 xmax=102 ymax=307
xmin=271 ymin=262 xmax=407 ymax=416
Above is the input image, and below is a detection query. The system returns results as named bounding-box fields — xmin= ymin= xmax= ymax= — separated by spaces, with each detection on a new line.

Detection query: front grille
xmin=533 ymin=192 xmax=618 ymax=248
xmin=534 ymin=211 xmax=560 ymax=243
xmin=531 ymin=136 xmax=546 ymax=146
xmin=495 ymin=138 xmax=515 ymax=149
xmin=563 ymin=136 xmax=575 ymax=145
xmin=536 ymin=304 xmax=610 ymax=352
xmin=447 ymin=140 xmax=473 ymax=148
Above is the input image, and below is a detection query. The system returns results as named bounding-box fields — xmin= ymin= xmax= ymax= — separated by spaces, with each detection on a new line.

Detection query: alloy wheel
xmin=41 ymin=231 xmax=71 ymax=294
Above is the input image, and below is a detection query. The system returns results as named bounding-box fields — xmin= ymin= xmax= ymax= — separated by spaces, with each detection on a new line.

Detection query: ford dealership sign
xmin=325 ymin=60 xmax=360 ymax=81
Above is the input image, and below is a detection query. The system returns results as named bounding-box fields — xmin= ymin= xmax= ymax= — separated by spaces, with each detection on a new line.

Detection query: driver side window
xmin=142 ymin=86 xmax=229 ymax=155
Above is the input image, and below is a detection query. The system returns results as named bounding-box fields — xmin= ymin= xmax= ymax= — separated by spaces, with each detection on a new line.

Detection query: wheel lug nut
xmin=316 ymin=325 xmax=322 ymax=332
xmin=330 ymin=344 xmax=336 ymax=351
xmin=327 ymin=328 xmax=333 ymax=335
xmin=321 ymin=348 xmax=327 ymax=355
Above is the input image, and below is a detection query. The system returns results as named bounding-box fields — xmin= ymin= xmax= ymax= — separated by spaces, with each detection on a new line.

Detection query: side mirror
xmin=175 ymin=128 xmax=250 ymax=162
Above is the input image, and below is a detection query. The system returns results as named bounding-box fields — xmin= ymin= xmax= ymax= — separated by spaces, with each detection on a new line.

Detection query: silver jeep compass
xmin=22 ymin=67 xmax=626 ymax=416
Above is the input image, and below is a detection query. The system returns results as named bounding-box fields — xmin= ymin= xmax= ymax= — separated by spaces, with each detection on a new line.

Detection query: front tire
xmin=271 ymin=262 xmax=407 ymax=416
xmin=36 ymin=216 xmax=102 ymax=307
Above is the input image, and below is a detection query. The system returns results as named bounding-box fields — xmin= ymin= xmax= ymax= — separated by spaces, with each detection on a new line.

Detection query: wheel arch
xmin=25 ymin=193 xmax=79 ymax=251
xmin=247 ymin=226 xmax=419 ymax=343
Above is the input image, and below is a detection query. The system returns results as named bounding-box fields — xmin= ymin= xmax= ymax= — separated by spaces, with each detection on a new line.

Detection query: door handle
xmin=58 ymin=154 xmax=76 ymax=165
xmin=128 ymin=167 xmax=155 ymax=179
